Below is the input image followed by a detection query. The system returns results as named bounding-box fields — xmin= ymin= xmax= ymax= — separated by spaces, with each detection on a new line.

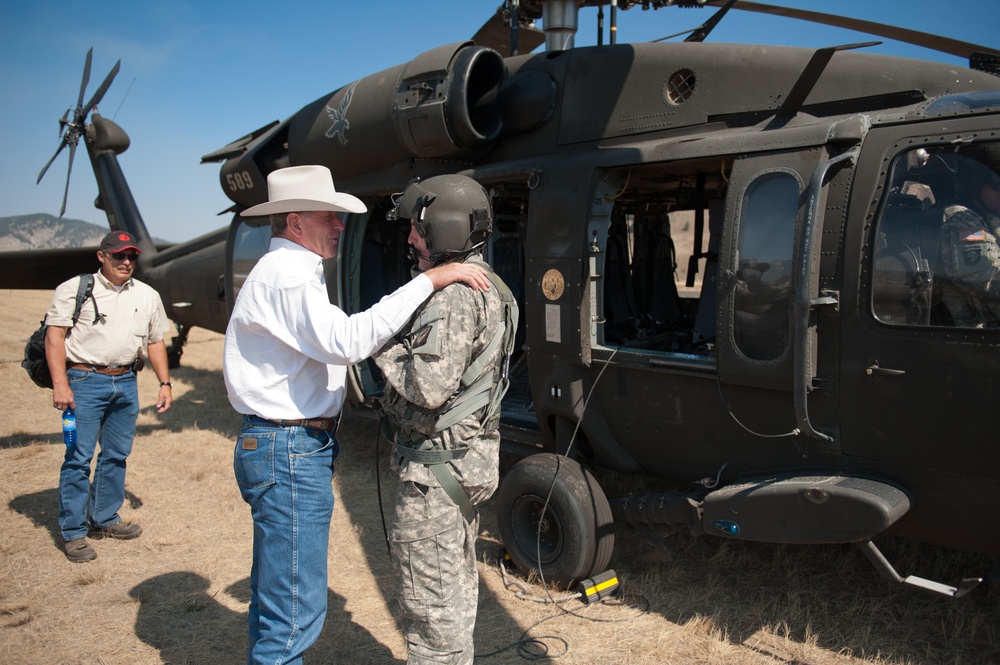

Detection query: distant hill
xmin=0 ymin=214 xmax=167 ymax=250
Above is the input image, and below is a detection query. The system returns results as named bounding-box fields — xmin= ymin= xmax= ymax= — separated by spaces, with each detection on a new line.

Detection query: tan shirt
xmin=46 ymin=272 xmax=171 ymax=367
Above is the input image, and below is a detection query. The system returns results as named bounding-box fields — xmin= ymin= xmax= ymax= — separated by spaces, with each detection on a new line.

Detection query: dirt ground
xmin=1 ymin=288 xmax=997 ymax=665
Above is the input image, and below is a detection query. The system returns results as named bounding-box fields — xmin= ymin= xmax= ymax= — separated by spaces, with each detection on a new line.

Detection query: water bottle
xmin=62 ymin=408 xmax=77 ymax=448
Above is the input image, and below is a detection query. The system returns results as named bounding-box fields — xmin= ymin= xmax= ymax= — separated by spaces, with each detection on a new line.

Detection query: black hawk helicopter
xmin=8 ymin=0 xmax=1000 ymax=598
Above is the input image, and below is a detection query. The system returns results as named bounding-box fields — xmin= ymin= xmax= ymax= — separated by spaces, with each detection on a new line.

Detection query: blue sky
xmin=1 ymin=1 xmax=997 ymax=242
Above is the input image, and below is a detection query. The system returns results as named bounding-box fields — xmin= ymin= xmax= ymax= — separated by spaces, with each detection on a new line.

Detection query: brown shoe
xmin=88 ymin=521 xmax=142 ymax=540
xmin=63 ymin=537 xmax=97 ymax=563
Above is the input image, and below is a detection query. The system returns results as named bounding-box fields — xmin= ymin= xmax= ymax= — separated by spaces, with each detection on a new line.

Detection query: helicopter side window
xmin=597 ymin=160 xmax=729 ymax=357
xmin=872 ymin=143 xmax=1000 ymax=329
xmin=231 ymin=217 xmax=272 ymax=297
xmin=732 ymin=171 xmax=797 ymax=362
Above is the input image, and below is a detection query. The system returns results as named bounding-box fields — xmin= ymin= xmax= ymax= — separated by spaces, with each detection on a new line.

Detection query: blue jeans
xmin=234 ymin=416 xmax=339 ymax=665
xmin=59 ymin=368 xmax=140 ymax=541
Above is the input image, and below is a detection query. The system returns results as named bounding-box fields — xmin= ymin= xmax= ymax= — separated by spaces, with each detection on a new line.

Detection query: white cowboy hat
xmin=240 ymin=165 xmax=367 ymax=217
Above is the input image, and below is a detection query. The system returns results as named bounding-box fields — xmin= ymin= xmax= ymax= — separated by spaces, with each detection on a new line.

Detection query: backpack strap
xmin=71 ymin=274 xmax=99 ymax=325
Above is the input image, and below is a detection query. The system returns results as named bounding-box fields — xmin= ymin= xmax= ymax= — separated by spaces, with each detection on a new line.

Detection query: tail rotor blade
xmin=37 ymin=140 xmax=67 ymax=184
xmin=82 ymin=59 xmax=120 ymax=112
xmin=59 ymin=142 xmax=77 ymax=218
xmin=77 ymin=47 xmax=93 ymax=109
xmin=58 ymin=109 xmax=71 ymax=138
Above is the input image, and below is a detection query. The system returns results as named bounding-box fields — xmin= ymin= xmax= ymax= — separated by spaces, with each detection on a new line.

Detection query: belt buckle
xmin=314 ymin=418 xmax=339 ymax=432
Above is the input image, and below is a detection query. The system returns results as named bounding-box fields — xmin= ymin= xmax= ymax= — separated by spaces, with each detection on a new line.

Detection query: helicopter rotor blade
xmin=705 ymin=0 xmax=1000 ymax=60
xmin=37 ymin=140 xmax=67 ymax=185
xmin=39 ymin=47 xmax=116 ymax=216
xmin=59 ymin=141 xmax=77 ymax=218
xmin=77 ymin=47 xmax=93 ymax=110
xmin=57 ymin=109 xmax=71 ymax=139
xmin=82 ymin=59 xmax=121 ymax=114
xmin=685 ymin=0 xmax=738 ymax=43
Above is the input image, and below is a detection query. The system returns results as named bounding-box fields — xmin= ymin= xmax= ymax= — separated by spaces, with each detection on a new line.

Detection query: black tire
xmin=495 ymin=453 xmax=614 ymax=588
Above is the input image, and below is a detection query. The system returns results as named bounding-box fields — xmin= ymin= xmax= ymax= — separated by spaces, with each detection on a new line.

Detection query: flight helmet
xmin=393 ymin=174 xmax=493 ymax=264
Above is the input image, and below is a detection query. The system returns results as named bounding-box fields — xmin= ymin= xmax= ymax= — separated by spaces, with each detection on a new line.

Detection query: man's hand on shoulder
xmin=423 ymin=262 xmax=490 ymax=292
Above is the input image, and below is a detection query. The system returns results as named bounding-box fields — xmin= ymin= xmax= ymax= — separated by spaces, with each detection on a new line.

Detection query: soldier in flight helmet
xmin=376 ymin=174 xmax=518 ymax=664
xmin=394 ymin=173 xmax=495 ymax=269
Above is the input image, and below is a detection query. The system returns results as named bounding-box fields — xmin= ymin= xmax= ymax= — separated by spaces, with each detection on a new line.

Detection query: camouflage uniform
xmin=375 ymin=255 xmax=511 ymax=665
xmin=938 ymin=203 xmax=1000 ymax=327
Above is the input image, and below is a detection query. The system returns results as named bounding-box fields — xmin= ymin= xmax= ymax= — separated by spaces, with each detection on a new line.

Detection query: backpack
xmin=22 ymin=274 xmax=98 ymax=389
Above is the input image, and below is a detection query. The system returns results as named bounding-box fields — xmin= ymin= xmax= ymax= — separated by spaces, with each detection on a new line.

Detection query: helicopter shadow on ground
xmin=9 ymin=486 xmax=143 ymax=551
xmin=128 ymin=573 xmax=399 ymax=664
xmin=603 ymin=506 xmax=1000 ymax=664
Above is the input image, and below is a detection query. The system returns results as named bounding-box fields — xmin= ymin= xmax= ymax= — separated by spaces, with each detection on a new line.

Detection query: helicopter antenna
xmin=112 ymin=77 xmax=136 ymax=122
xmin=36 ymin=48 xmax=121 ymax=217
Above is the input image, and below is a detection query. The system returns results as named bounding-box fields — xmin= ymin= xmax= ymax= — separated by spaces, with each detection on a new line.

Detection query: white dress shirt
xmin=224 ymin=237 xmax=433 ymax=420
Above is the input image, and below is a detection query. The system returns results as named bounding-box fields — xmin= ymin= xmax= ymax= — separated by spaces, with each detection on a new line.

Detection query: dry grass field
xmin=1 ymin=288 xmax=998 ymax=665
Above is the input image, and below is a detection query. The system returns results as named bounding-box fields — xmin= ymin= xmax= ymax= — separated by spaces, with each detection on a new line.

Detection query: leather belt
xmin=67 ymin=363 xmax=135 ymax=376
xmin=260 ymin=416 xmax=340 ymax=432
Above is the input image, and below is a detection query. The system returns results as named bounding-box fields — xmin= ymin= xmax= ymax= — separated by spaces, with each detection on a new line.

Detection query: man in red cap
xmin=45 ymin=229 xmax=174 ymax=563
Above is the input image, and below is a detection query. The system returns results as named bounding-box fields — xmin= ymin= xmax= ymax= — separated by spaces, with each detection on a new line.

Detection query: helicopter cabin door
xmin=716 ymin=146 xmax=839 ymax=439
xmin=840 ymin=128 xmax=1000 ymax=485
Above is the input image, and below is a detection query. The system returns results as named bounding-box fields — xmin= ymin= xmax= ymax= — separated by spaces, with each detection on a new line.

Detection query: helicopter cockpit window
xmin=872 ymin=142 xmax=1000 ymax=329
xmin=732 ymin=171 xmax=798 ymax=361
xmin=231 ymin=217 xmax=272 ymax=296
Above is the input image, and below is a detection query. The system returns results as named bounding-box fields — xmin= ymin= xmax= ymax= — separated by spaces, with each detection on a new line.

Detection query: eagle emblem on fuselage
xmin=325 ymin=83 xmax=356 ymax=145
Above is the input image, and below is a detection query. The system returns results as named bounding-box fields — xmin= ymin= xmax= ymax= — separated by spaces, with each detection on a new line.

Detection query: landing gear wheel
xmin=496 ymin=453 xmax=614 ymax=588
xmin=167 ymin=325 xmax=188 ymax=370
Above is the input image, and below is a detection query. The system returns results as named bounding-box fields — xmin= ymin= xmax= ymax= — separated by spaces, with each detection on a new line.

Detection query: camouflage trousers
xmin=390 ymin=480 xmax=479 ymax=665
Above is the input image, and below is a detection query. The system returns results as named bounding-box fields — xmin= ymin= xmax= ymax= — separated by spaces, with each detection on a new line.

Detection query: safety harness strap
xmin=458 ymin=319 xmax=505 ymax=388
xmin=433 ymin=371 xmax=494 ymax=432
xmin=430 ymin=463 xmax=474 ymax=520
xmin=394 ymin=438 xmax=471 ymax=465
xmin=394 ymin=438 xmax=475 ymax=519
xmin=431 ymin=269 xmax=518 ymax=433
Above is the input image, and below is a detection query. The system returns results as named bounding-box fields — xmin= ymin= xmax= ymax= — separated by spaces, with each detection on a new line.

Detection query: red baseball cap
xmin=99 ymin=231 xmax=141 ymax=254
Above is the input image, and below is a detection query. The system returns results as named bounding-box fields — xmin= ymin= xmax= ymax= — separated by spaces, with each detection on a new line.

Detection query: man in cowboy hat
xmin=223 ymin=165 xmax=490 ymax=665
xmin=45 ymin=229 xmax=174 ymax=563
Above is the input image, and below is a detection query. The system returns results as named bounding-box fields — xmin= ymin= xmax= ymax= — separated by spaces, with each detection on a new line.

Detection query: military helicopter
xmin=8 ymin=0 xmax=1000 ymax=599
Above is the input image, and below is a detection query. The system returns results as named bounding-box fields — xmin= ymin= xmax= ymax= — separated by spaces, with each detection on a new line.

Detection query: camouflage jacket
xmin=939 ymin=203 xmax=1000 ymax=327
xmin=374 ymin=255 xmax=508 ymax=495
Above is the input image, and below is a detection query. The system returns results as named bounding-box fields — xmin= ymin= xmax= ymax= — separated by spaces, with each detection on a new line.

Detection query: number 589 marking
xmin=226 ymin=171 xmax=254 ymax=192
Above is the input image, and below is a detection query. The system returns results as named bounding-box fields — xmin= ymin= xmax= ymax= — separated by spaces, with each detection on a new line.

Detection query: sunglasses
xmin=108 ymin=251 xmax=139 ymax=262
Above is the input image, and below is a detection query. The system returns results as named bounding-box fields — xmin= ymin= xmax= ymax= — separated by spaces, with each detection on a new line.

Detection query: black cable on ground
xmin=476 ymin=557 xmax=652 ymax=660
